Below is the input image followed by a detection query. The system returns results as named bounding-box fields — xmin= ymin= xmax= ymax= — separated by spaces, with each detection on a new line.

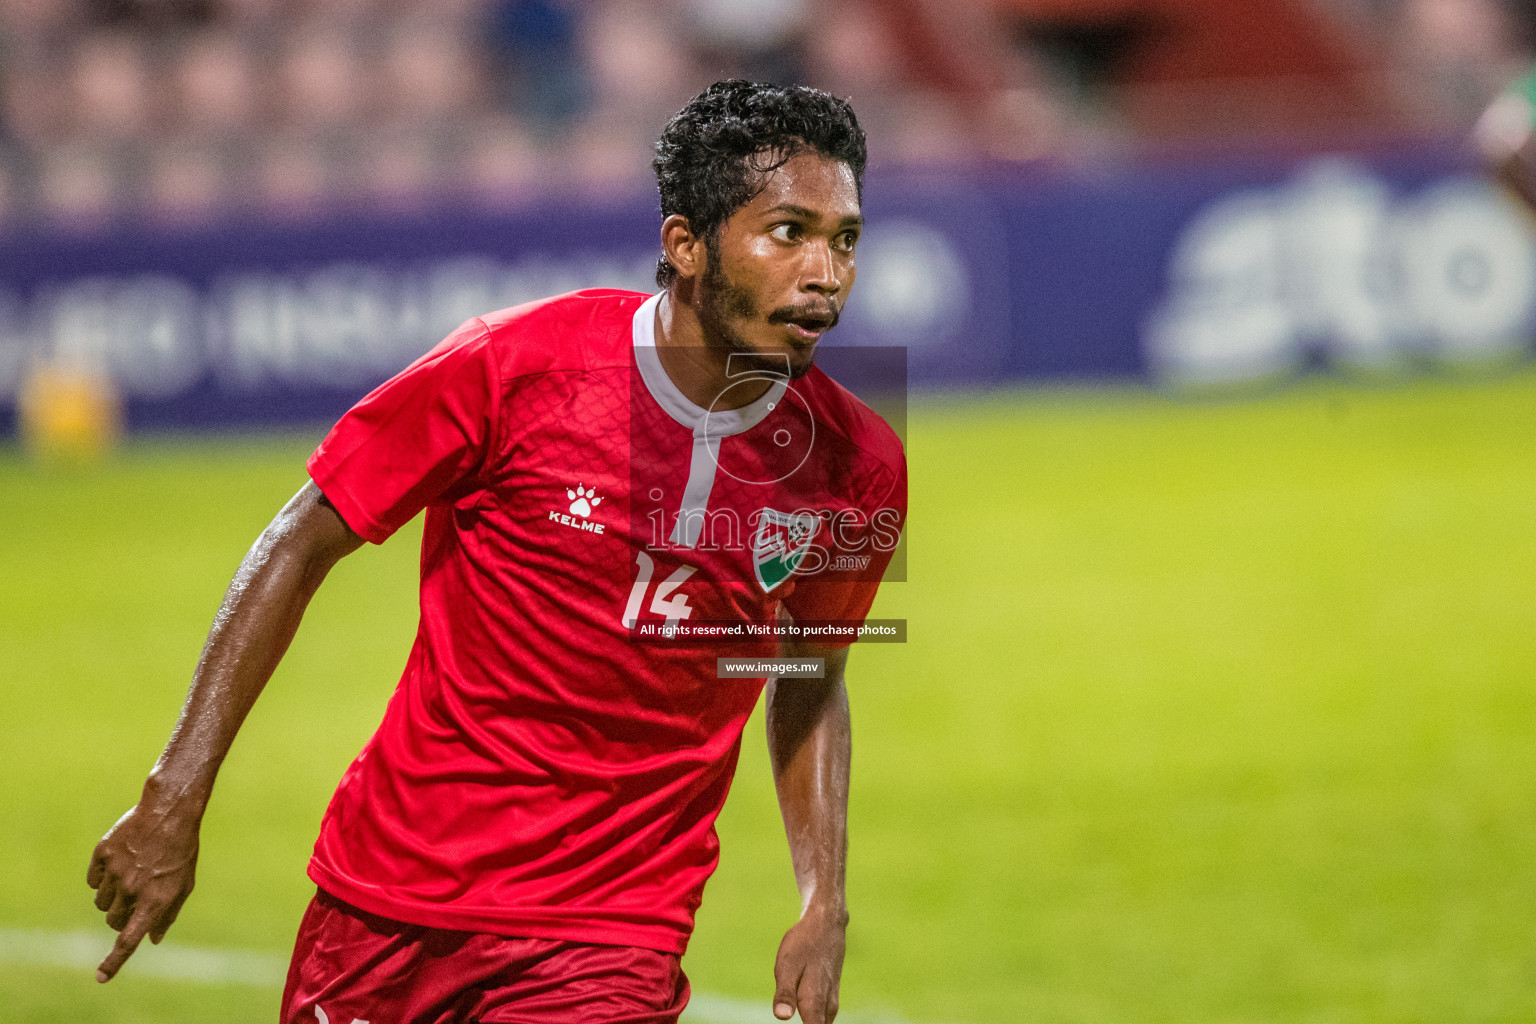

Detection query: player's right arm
xmin=87 ymin=313 xmax=504 ymax=981
xmin=86 ymin=480 xmax=362 ymax=983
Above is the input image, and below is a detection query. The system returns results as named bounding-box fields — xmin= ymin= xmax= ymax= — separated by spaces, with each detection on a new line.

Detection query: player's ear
xmin=660 ymin=214 xmax=705 ymax=281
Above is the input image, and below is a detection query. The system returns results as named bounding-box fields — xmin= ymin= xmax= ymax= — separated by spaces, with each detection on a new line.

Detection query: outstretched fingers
xmin=88 ymin=806 xmax=202 ymax=982
xmin=97 ymin=903 xmax=155 ymax=983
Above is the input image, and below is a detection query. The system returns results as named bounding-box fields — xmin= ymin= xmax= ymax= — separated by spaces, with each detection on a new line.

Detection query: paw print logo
xmin=567 ymin=484 xmax=602 ymax=518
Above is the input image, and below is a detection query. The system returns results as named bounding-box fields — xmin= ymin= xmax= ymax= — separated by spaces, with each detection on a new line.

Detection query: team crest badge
xmin=753 ymin=509 xmax=820 ymax=592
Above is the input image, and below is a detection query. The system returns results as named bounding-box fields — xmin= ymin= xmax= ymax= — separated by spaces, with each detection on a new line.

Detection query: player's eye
xmin=769 ymin=223 xmax=801 ymax=243
xmin=834 ymin=230 xmax=859 ymax=253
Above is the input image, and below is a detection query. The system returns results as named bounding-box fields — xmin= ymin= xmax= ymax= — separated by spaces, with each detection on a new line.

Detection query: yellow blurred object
xmin=18 ymin=362 xmax=124 ymax=465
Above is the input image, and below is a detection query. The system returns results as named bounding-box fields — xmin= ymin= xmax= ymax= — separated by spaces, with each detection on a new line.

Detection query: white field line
xmin=0 ymin=926 xmax=286 ymax=986
xmin=0 ymin=927 xmax=924 ymax=1024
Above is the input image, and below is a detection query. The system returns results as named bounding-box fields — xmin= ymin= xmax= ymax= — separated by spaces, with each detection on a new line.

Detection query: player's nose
xmin=800 ymin=241 xmax=844 ymax=296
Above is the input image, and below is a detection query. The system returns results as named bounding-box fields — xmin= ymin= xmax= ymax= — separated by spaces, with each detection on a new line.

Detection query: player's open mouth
xmin=782 ymin=314 xmax=834 ymax=343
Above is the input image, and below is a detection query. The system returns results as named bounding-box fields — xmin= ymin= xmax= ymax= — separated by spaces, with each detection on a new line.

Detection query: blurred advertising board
xmin=0 ymin=143 xmax=1529 ymax=432
xmin=995 ymin=143 xmax=1533 ymax=387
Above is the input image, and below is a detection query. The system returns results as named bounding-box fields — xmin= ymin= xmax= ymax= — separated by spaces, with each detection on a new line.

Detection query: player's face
xmin=698 ymin=151 xmax=862 ymax=379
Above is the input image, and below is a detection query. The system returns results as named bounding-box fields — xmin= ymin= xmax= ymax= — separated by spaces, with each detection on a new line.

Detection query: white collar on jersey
xmin=631 ymin=292 xmax=788 ymax=438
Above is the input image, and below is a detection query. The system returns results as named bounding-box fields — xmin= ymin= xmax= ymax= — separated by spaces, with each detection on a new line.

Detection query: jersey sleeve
xmin=307 ymin=317 xmax=502 ymax=544
xmin=781 ymin=453 xmax=907 ymax=647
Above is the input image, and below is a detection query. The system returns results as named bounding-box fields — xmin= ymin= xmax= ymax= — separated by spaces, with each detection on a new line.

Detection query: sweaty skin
xmin=655 ymin=150 xmax=862 ymax=408
xmin=89 ymin=148 xmax=866 ymax=1024
xmin=766 ymin=644 xmax=852 ymax=1024
xmin=657 ymin=149 xmax=863 ymax=1022
xmin=87 ymin=483 xmax=361 ymax=982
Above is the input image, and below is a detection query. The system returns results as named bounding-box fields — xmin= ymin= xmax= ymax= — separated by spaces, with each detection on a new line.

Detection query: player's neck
xmin=653 ymin=290 xmax=774 ymax=411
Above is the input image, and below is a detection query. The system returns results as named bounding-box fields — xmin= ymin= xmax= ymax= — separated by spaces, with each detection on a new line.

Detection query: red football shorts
xmin=280 ymin=890 xmax=691 ymax=1024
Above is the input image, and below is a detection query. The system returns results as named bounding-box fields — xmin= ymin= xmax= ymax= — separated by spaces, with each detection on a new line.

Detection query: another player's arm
xmin=766 ymin=640 xmax=852 ymax=1024
xmin=86 ymin=481 xmax=362 ymax=983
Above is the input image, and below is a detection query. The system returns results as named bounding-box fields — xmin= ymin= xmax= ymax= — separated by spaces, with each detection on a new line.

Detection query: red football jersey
xmin=305 ymin=289 xmax=906 ymax=954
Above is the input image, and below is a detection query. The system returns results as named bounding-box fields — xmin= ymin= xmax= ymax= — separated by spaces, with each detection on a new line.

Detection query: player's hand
xmin=772 ymin=905 xmax=846 ymax=1023
xmin=86 ymin=795 xmax=201 ymax=983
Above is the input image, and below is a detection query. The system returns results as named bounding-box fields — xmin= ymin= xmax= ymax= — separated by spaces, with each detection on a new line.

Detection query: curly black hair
xmin=652 ymin=80 xmax=868 ymax=288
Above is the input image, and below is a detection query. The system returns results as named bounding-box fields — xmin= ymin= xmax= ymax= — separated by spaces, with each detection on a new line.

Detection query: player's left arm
xmin=766 ymin=640 xmax=851 ymax=1024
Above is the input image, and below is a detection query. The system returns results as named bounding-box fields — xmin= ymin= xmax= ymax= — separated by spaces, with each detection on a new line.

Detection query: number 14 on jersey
xmin=622 ymin=551 xmax=697 ymax=628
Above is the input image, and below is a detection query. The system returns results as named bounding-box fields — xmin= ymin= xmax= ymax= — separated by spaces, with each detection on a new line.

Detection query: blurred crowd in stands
xmin=0 ymin=0 xmax=1533 ymax=229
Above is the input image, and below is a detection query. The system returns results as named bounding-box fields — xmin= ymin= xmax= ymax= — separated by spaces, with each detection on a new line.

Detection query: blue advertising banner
xmin=1 ymin=142 xmax=1529 ymax=433
xmin=1003 ymin=146 xmax=1534 ymax=388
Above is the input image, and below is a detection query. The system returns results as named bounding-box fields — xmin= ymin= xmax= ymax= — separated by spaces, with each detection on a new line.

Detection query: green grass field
xmin=4 ymin=370 xmax=1536 ymax=1023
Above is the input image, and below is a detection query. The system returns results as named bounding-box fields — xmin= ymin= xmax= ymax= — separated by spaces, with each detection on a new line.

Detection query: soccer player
xmin=86 ymin=80 xmax=906 ymax=1024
